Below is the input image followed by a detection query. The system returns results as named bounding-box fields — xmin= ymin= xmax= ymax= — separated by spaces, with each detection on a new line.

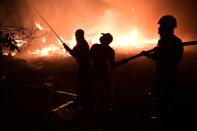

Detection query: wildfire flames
xmin=35 ymin=23 xmax=44 ymax=31
xmin=30 ymin=26 xmax=157 ymax=57
xmin=31 ymin=44 xmax=66 ymax=56
xmin=2 ymin=0 xmax=196 ymax=59
xmin=12 ymin=22 xmax=157 ymax=57
xmin=112 ymin=28 xmax=157 ymax=49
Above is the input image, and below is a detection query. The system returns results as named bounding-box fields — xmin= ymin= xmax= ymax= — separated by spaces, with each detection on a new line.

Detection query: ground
xmin=1 ymin=46 xmax=197 ymax=130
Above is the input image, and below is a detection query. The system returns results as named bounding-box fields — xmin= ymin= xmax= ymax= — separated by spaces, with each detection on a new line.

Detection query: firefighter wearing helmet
xmin=158 ymin=15 xmax=177 ymax=28
xmin=75 ymin=29 xmax=84 ymax=36
xmin=142 ymin=15 xmax=184 ymax=129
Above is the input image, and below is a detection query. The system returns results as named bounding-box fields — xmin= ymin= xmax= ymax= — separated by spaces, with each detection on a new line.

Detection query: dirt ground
xmin=1 ymin=47 xmax=197 ymax=130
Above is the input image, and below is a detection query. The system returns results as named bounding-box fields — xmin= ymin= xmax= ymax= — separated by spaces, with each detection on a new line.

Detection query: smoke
xmin=0 ymin=0 xmax=197 ymax=43
xmin=0 ymin=0 xmax=30 ymax=26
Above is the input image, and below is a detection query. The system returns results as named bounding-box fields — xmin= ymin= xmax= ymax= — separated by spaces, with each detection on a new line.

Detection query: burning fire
xmin=3 ymin=22 xmax=157 ymax=58
xmin=15 ymin=39 xmax=27 ymax=47
xmin=2 ymin=38 xmax=26 ymax=57
xmin=30 ymin=23 xmax=76 ymax=57
xmin=112 ymin=28 xmax=157 ymax=49
xmin=32 ymin=44 xmax=66 ymax=56
xmin=113 ymin=28 xmax=141 ymax=48
xmin=42 ymin=37 xmax=46 ymax=43
xmin=31 ymin=37 xmax=76 ymax=57
xmin=35 ymin=22 xmax=44 ymax=30
xmin=29 ymin=22 xmax=157 ymax=57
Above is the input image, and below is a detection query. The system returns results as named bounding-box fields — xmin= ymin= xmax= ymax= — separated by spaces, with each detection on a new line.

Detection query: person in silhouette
xmin=63 ymin=29 xmax=90 ymax=106
xmin=89 ymin=33 xmax=127 ymax=116
xmin=142 ymin=15 xmax=184 ymax=129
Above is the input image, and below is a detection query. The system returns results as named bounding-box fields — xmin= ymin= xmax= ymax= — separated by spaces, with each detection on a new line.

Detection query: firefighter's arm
xmin=63 ymin=43 xmax=77 ymax=58
xmin=63 ymin=43 xmax=72 ymax=52
xmin=109 ymin=50 xmax=129 ymax=69
xmin=141 ymin=47 xmax=158 ymax=60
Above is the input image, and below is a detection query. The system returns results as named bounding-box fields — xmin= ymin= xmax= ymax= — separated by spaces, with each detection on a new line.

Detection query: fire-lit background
xmin=0 ymin=0 xmax=197 ymax=57
xmin=1 ymin=1 xmax=197 ymax=130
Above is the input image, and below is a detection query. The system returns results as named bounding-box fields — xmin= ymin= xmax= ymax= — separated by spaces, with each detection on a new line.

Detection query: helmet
xmin=158 ymin=15 xmax=177 ymax=28
xmin=75 ymin=29 xmax=84 ymax=35
xmin=100 ymin=33 xmax=113 ymax=44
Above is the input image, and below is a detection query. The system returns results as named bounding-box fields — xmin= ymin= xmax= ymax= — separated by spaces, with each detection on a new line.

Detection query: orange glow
xmin=1 ymin=39 xmax=26 ymax=56
xmin=42 ymin=37 xmax=46 ymax=43
xmin=31 ymin=44 xmax=66 ymax=57
xmin=2 ymin=50 xmax=17 ymax=56
xmin=35 ymin=22 xmax=44 ymax=30
xmin=111 ymin=28 xmax=158 ymax=50
xmin=11 ymin=51 xmax=17 ymax=56
xmin=113 ymin=28 xmax=141 ymax=48
xmin=29 ymin=27 xmax=157 ymax=57
xmin=15 ymin=39 xmax=27 ymax=47
xmin=3 ymin=0 xmax=195 ymax=58
xmin=3 ymin=52 xmax=8 ymax=56
xmin=27 ymin=4 xmax=161 ymax=57
xmin=30 ymin=34 xmax=77 ymax=57
xmin=28 ymin=6 xmax=160 ymax=57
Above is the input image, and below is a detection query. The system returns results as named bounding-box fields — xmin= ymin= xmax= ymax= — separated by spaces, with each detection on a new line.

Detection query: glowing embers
xmin=15 ymin=39 xmax=27 ymax=47
xmin=31 ymin=22 xmax=157 ymax=57
xmin=35 ymin=22 xmax=44 ymax=30
xmin=112 ymin=27 xmax=157 ymax=49
xmin=32 ymin=44 xmax=66 ymax=56
xmin=42 ymin=37 xmax=46 ymax=43
xmin=31 ymin=23 xmax=75 ymax=57
xmin=115 ymin=28 xmax=140 ymax=48
xmin=31 ymin=36 xmax=75 ymax=57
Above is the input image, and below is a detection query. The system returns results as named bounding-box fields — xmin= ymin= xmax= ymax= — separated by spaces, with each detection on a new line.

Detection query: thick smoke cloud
xmin=0 ymin=0 xmax=197 ymax=41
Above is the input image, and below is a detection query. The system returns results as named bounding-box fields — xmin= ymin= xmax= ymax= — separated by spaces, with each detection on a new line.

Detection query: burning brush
xmin=0 ymin=31 xmax=20 ymax=56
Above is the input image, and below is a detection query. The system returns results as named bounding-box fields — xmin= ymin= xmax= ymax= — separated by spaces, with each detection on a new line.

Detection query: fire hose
xmin=123 ymin=41 xmax=197 ymax=62
xmin=32 ymin=6 xmax=71 ymax=52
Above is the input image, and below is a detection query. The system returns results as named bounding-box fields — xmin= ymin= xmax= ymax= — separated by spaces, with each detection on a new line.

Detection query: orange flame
xmin=31 ymin=15 xmax=158 ymax=58
xmin=42 ymin=37 xmax=46 ymax=43
xmin=15 ymin=39 xmax=27 ymax=47
xmin=35 ymin=22 xmax=44 ymax=30
xmin=30 ymin=27 xmax=157 ymax=57
xmin=112 ymin=27 xmax=157 ymax=50
xmin=32 ymin=44 xmax=66 ymax=56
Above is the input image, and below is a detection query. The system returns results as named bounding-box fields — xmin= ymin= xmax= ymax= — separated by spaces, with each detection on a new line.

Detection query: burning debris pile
xmin=0 ymin=30 xmax=19 ymax=56
xmin=1 ymin=0 xmax=197 ymax=59
xmin=0 ymin=25 xmax=47 ymax=57
xmin=1 ymin=0 xmax=162 ymax=58
xmin=0 ymin=23 xmax=76 ymax=58
xmin=0 ymin=23 xmax=158 ymax=58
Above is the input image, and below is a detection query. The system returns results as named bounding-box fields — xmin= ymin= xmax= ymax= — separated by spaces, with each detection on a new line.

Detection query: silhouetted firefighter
xmin=63 ymin=29 xmax=90 ymax=106
xmin=141 ymin=15 xmax=184 ymax=129
xmin=88 ymin=33 xmax=127 ymax=117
